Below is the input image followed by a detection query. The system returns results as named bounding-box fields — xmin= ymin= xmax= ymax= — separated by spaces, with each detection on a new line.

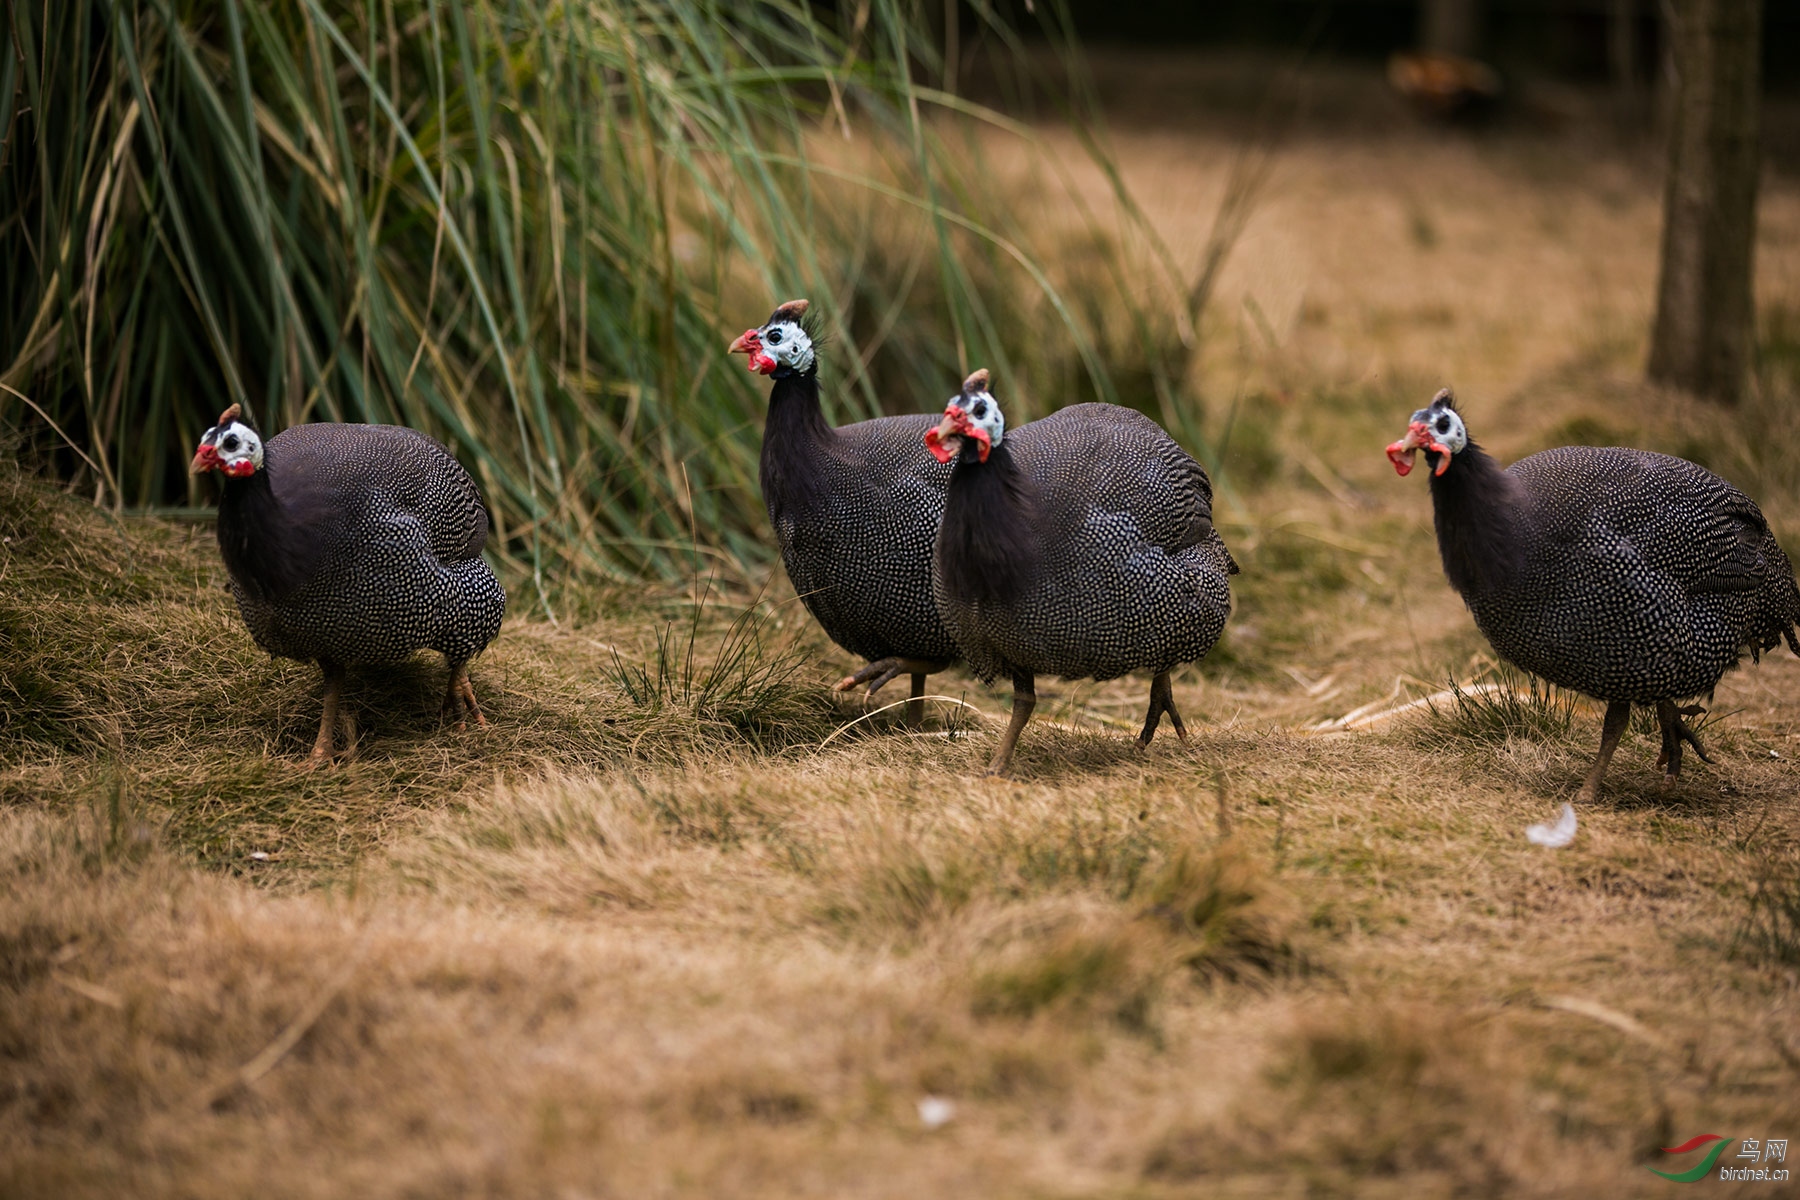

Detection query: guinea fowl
xmin=926 ymin=370 xmax=1238 ymax=776
xmin=191 ymin=404 xmax=506 ymax=762
xmin=1388 ymin=388 xmax=1800 ymax=801
xmin=730 ymin=299 xmax=958 ymax=724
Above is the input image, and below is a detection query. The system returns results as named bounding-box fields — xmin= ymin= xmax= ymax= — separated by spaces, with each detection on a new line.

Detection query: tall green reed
xmin=1 ymin=1 xmax=1195 ymax=608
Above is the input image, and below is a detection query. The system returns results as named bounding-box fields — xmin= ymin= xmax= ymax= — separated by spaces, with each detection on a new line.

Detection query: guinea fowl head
xmin=729 ymin=299 xmax=817 ymax=378
xmin=1385 ymin=387 xmax=1468 ymax=478
xmin=926 ymin=369 xmax=1006 ymax=464
xmin=190 ymin=404 xmax=265 ymax=478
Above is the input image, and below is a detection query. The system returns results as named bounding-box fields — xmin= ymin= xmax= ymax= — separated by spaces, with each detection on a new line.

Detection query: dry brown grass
xmin=5 ymin=56 xmax=1800 ymax=1198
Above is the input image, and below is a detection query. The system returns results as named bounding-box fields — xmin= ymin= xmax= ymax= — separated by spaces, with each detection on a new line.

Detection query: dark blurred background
xmin=1052 ymin=0 xmax=1797 ymax=88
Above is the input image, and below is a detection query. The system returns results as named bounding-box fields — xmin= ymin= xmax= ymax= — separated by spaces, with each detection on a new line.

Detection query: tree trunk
xmin=1647 ymin=0 xmax=1762 ymax=404
xmin=1419 ymin=0 xmax=1482 ymax=57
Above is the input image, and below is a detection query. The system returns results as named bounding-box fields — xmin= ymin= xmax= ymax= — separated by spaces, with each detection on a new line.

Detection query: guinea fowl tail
xmin=1756 ymin=533 xmax=1800 ymax=659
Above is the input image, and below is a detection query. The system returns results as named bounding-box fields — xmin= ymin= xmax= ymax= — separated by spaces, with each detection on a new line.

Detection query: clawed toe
xmin=836 ymin=658 xmax=903 ymax=697
xmin=441 ymin=666 xmax=487 ymax=733
xmin=863 ymin=668 xmax=903 ymax=695
xmin=838 ymin=658 xmax=947 ymax=702
xmin=1654 ymin=699 xmax=1711 ymax=784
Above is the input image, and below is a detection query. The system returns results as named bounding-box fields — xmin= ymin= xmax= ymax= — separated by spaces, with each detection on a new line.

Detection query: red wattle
xmin=931 ymin=406 xmax=992 ymax=463
xmin=1385 ymin=440 xmax=1414 ymax=476
xmin=1428 ymin=440 xmax=1453 ymax=476
xmin=734 ymin=330 xmax=777 ymax=374
xmin=924 ymin=428 xmax=954 ymax=464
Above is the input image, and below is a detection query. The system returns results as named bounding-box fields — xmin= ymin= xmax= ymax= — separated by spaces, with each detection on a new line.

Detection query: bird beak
xmin=1385 ymin=421 xmax=1452 ymax=477
xmin=191 ymin=442 xmax=222 ymax=475
xmin=730 ymin=329 xmax=777 ymax=375
xmin=925 ymin=407 xmax=988 ymax=464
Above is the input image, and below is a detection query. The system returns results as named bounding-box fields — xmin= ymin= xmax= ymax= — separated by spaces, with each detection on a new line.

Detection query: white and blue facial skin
xmin=735 ymin=308 xmax=817 ymax=378
xmin=193 ymin=418 xmax=265 ymax=477
xmin=1386 ymin=389 xmax=1468 ymax=477
xmin=926 ymin=371 xmax=1006 ymax=463
xmin=1414 ymin=397 xmax=1467 ymax=456
xmin=758 ymin=318 xmax=814 ymax=375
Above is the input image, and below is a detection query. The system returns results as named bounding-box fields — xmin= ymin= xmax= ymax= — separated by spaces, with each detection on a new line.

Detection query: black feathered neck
xmin=758 ymin=366 xmax=838 ymax=520
xmin=214 ymin=440 xmax=320 ymax=601
xmin=936 ymin=439 xmax=1040 ymax=607
xmin=1426 ymin=436 xmax=1529 ymax=597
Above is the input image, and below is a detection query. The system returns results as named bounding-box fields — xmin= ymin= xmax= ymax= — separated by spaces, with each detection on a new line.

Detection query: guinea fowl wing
xmin=269 ymin=425 xmax=488 ymax=566
xmin=382 ymin=427 xmax=490 ymax=563
xmin=826 ymin=414 xmax=948 ymax=492
xmin=771 ymin=411 xmax=956 ymax=667
xmin=1513 ymin=448 xmax=1768 ymax=598
xmin=1015 ymin=404 xmax=1229 ymax=564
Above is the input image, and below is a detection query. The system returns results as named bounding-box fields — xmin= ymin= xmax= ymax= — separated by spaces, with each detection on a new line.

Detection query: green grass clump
xmin=1421 ymin=667 xmax=1578 ymax=747
xmin=1137 ymin=843 xmax=1298 ymax=982
xmin=607 ymin=583 xmax=831 ymax=750
xmin=970 ymin=926 xmax=1153 ymax=1028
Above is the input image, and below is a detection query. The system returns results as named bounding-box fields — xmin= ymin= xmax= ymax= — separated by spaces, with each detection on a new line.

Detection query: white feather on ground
xmin=1526 ymin=803 xmax=1578 ymax=848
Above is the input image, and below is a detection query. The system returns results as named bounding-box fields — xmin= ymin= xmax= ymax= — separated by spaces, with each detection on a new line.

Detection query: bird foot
xmin=835 ymin=659 xmax=902 ymax=697
xmin=835 ymin=657 xmax=948 ymax=699
xmin=1141 ymin=714 xmax=1193 ymax=749
xmin=303 ymin=743 xmax=352 ymax=770
xmin=442 ymin=672 xmax=488 ymax=732
xmin=1655 ymin=701 xmax=1712 ymax=782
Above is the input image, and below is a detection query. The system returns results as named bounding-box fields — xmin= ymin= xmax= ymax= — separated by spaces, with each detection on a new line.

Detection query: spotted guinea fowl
xmin=730 ymin=299 xmax=958 ymax=725
xmin=1388 ymin=388 xmax=1800 ymax=801
xmin=926 ymin=370 xmax=1238 ymax=776
xmin=191 ymin=404 xmax=506 ymax=761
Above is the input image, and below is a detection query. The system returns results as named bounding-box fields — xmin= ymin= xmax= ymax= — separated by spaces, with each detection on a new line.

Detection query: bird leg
xmin=834 ymin=657 xmax=950 ymax=728
xmin=1654 ymin=701 xmax=1712 ymax=781
xmin=442 ymin=660 xmax=489 ymax=731
xmin=1576 ymin=700 xmax=1633 ymax=804
xmin=836 ymin=657 xmax=948 ymax=695
xmin=986 ymin=671 xmax=1036 ymax=777
xmin=309 ymin=661 xmax=345 ymax=764
xmin=1137 ymin=671 xmax=1189 ymax=748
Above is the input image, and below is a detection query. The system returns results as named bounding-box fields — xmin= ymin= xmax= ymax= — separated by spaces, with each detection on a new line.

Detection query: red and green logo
xmin=1650 ymin=1134 xmax=1735 ymax=1182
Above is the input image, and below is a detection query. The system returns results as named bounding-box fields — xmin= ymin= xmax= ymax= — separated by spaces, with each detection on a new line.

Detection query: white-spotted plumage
xmin=194 ymin=405 xmax=506 ymax=756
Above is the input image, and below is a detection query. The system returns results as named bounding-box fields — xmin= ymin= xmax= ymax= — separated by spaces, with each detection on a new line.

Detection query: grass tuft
xmin=1137 ymin=842 xmax=1300 ymax=982
xmin=1732 ymin=862 xmax=1800 ymax=967
xmin=606 ymin=584 xmax=833 ymax=751
xmin=970 ymin=922 xmax=1156 ymax=1031
xmin=1420 ymin=666 xmax=1579 ymax=747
